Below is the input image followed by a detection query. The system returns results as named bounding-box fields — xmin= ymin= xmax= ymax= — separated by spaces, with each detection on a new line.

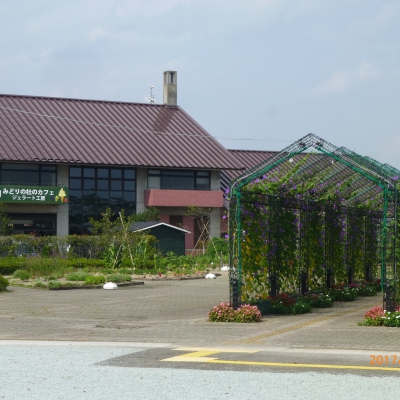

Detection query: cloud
xmin=313 ymin=61 xmax=381 ymax=95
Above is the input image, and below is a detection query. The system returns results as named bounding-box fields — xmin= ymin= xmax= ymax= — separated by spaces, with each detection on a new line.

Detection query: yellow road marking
xmin=174 ymin=347 xmax=257 ymax=353
xmin=162 ymin=348 xmax=256 ymax=362
xmin=238 ymin=304 xmax=379 ymax=344
xmin=161 ymin=348 xmax=400 ymax=372
xmin=206 ymin=359 xmax=400 ymax=372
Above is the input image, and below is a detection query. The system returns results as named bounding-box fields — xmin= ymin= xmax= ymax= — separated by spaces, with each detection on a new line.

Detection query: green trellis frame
xmin=228 ymin=134 xmax=399 ymax=311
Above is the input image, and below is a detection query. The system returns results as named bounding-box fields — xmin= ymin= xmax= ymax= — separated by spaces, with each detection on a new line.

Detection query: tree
xmin=89 ymin=207 xmax=161 ymax=270
xmin=88 ymin=207 xmax=118 ymax=236
xmin=130 ymin=206 xmax=160 ymax=223
xmin=0 ymin=204 xmax=13 ymax=235
xmin=184 ymin=206 xmax=218 ymax=256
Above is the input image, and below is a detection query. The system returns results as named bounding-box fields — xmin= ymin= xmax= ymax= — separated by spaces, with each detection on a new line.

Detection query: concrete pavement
xmin=1 ymin=272 xmax=399 ymax=351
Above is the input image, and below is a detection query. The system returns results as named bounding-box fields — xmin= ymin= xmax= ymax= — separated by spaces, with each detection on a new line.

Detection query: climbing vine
xmin=232 ymin=156 xmax=384 ymax=302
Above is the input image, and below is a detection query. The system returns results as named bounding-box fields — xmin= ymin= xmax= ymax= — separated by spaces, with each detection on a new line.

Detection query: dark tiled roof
xmin=221 ymin=149 xmax=276 ymax=190
xmin=222 ymin=150 xmax=330 ymax=192
xmin=0 ymin=95 xmax=242 ymax=170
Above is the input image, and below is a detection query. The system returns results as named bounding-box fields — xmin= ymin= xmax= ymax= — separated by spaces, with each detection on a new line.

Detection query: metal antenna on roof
xmin=145 ymin=84 xmax=155 ymax=104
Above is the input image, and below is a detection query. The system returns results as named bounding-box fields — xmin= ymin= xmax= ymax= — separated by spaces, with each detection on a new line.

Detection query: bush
xmin=269 ymin=293 xmax=296 ymax=315
xmin=106 ymin=274 xmax=132 ymax=283
xmin=235 ymin=304 xmax=262 ymax=322
xmin=84 ymin=275 xmax=106 ymax=285
xmin=13 ymin=269 xmax=31 ymax=281
xmin=0 ymin=258 xmax=28 ymax=275
xmin=382 ymin=311 xmax=400 ymax=327
xmin=208 ymin=302 xmax=237 ymax=322
xmin=291 ymin=300 xmax=313 ymax=314
xmin=33 ymin=279 xmax=47 ymax=288
xmin=208 ymin=302 xmax=261 ymax=323
xmin=269 ymin=293 xmax=314 ymax=314
xmin=329 ymin=286 xmax=358 ymax=301
xmin=66 ymin=270 xmax=90 ymax=281
xmin=304 ymin=293 xmax=334 ymax=308
xmin=359 ymin=306 xmax=400 ymax=327
xmin=206 ymin=237 xmax=229 ymax=259
xmin=48 ymin=280 xmax=62 ymax=289
xmin=356 ymin=284 xmax=378 ymax=297
xmin=0 ymin=275 xmax=9 ymax=291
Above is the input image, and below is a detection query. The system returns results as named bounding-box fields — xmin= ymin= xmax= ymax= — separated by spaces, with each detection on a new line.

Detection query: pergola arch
xmin=228 ymin=134 xmax=399 ymax=311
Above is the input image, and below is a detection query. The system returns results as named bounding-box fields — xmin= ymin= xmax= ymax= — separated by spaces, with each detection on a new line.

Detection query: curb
xmin=48 ymin=281 xmax=145 ymax=290
xmin=139 ymin=273 xmax=222 ymax=281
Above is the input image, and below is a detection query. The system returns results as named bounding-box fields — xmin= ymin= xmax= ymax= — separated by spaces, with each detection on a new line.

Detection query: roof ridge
xmin=0 ymin=93 xmax=178 ymax=107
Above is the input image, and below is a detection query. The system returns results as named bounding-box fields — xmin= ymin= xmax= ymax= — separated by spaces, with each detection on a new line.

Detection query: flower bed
xmin=268 ymin=293 xmax=313 ymax=315
xmin=329 ymin=285 xmax=358 ymax=301
xmin=303 ymin=293 xmax=334 ymax=308
xmin=208 ymin=302 xmax=262 ymax=323
xmin=359 ymin=306 xmax=400 ymax=327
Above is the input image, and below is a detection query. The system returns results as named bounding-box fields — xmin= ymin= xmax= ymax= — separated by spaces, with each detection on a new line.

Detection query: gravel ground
xmin=1 ymin=343 xmax=399 ymax=400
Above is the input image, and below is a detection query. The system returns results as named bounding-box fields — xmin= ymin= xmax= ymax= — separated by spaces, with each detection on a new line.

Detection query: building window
xmin=147 ymin=169 xmax=210 ymax=190
xmin=0 ymin=163 xmax=56 ymax=186
xmin=69 ymin=166 xmax=136 ymax=235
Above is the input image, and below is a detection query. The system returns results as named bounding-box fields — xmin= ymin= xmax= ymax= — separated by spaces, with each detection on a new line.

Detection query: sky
xmin=1 ymin=0 xmax=399 ymax=168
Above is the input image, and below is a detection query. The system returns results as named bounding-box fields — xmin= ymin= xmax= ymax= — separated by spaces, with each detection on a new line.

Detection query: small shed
xmin=131 ymin=222 xmax=190 ymax=256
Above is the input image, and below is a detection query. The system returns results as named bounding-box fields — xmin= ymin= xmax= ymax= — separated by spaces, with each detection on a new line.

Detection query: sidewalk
xmin=1 ymin=272 xmax=399 ymax=351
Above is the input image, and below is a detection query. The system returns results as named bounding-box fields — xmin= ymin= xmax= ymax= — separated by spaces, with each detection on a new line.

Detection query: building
xmin=0 ymin=71 xmax=243 ymax=253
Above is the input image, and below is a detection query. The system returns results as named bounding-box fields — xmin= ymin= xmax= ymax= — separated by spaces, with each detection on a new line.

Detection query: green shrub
xmin=66 ymin=258 xmax=105 ymax=269
xmin=382 ymin=311 xmax=400 ymax=327
xmin=329 ymin=287 xmax=358 ymax=301
xmin=269 ymin=293 xmax=314 ymax=314
xmin=0 ymin=257 xmax=28 ymax=275
xmin=357 ymin=285 xmax=378 ymax=296
xmin=0 ymin=275 xmax=9 ymax=291
xmin=234 ymin=304 xmax=262 ymax=322
xmin=33 ymin=279 xmax=47 ymax=288
xmin=66 ymin=270 xmax=90 ymax=281
xmin=305 ymin=293 xmax=334 ymax=308
xmin=291 ymin=300 xmax=313 ymax=314
xmin=119 ymin=267 xmax=134 ymax=274
xmin=359 ymin=306 xmax=400 ymax=327
xmin=47 ymin=280 xmax=62 ymax=289
xmin=84 ymin=275 xmax=106 ymax=285
xmin=106 ymin=274 xmax=132 ymax=283
xmin=13 ymin=269 xmax=31 ymax=281
xmin=206 ymin=237 xmax=229 ymax=259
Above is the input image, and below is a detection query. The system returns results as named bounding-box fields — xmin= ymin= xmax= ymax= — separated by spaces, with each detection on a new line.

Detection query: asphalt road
xmin=1 ymin=341 xmax=400 ymax=400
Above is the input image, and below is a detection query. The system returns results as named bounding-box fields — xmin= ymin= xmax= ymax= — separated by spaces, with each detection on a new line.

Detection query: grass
xmin=5 ymin=255 xmax=212 ymax=290
xmin=66 ymin=270 xmax=90 ymax=281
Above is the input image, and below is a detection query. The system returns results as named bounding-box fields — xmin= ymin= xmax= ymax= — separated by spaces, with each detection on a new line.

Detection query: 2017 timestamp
xmin=370 ymin=355 xmax=400 ymax=365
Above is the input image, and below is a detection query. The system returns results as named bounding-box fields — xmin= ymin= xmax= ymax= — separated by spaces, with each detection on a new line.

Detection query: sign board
xmin=0 ymin=185 xmax=69 ymax=204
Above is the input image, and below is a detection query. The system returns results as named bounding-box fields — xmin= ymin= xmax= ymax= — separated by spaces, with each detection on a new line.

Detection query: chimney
xmin=163 ymin=71 xmax=177 ymax=106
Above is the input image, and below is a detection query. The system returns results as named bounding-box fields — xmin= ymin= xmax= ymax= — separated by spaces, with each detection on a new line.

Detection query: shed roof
xmin=0 ymin=94 xmax=243 ymax=170
xmin=131 ymin=221 xmax=191 ymax=234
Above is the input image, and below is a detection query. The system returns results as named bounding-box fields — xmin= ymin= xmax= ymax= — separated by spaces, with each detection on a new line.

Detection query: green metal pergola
xmin=228 ymin=134 xmax=399 ymax=311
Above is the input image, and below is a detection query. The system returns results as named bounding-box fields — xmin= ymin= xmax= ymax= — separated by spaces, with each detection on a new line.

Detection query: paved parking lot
xmin=1 ymin=272 xmax=400 ymax=350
